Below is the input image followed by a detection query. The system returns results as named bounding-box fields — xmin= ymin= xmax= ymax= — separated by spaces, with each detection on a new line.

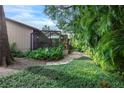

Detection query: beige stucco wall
xmin=6 ymin=20 xmax=33 ymax=52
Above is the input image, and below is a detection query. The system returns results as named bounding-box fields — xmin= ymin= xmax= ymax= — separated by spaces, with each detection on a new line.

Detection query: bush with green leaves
xmin=25 ymin=45 xmax=64 ymax=60
xmin=45 ymin=6 xmax=124 ymax=72
xmin=93 ymin=31 xmax=124 ymax=71
xmin=10 ymin=43 xmax=24 ymax=57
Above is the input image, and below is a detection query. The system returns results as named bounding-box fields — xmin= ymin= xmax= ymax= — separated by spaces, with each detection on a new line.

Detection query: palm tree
xmin=0 ymin=5 xmax=14 ymax=66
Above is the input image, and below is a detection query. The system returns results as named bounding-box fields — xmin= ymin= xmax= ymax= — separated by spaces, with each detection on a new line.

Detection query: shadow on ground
xmin=25 ymin=66 xmax=99 ymax=88
xmin=74 ymin=56 xmax=92 ymax=61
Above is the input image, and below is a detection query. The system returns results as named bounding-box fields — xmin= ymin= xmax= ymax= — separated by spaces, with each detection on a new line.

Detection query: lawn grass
xmin=0 ymin=57 xmax=124 ymax=88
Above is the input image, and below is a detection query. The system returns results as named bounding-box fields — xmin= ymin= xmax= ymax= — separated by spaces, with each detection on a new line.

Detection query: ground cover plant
xmin=0 ymin=57 xmax=124 ymax=88
xmin=25 ymin=45 xmax=64 ymax=60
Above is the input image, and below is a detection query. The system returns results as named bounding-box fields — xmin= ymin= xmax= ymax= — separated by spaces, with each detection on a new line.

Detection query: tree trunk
xmin=0 ymin=5 xmax=14 ymax=66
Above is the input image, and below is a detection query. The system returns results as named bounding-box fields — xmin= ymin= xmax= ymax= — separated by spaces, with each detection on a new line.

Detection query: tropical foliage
xmin=45 ymin=5 xmax=124 ymax=71
xmin=10 ymin=42 xmax=64 ymax=61
xmin=25 ymin=45 xmax=64 ymax=60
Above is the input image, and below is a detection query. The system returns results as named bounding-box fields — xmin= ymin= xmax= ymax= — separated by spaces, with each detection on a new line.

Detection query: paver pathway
xmin=0 ymin=52 xmax=88 ymax=76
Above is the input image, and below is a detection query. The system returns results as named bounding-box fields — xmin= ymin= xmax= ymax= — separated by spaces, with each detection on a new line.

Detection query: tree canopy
xmin=45 ymin=5 xmax=124 ymax=72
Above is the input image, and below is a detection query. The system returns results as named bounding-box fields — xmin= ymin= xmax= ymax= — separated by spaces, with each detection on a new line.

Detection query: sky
xmin=4 ymin=5 xmax=58 ymax=30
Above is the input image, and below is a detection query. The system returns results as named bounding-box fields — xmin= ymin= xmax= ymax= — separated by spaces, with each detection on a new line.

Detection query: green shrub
xmin=25 ymin=45 xmax=64 ymax=60
xmin=93 ymin=31 xmax=124 ymax=71
xmin=10 ymin=43 xmax=24 ymax=58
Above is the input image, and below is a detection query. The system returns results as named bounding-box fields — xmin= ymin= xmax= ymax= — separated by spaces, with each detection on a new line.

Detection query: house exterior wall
xmin=6 ymin=20 xmax=33 ymax=52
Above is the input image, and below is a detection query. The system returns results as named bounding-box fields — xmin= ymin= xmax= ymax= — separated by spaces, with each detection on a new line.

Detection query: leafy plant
xmin=10 ymin=43 xmax=24 ymax=57
xmin=93 ymin=31 xmax=124 ymax=71
xmin=0 ymin=58 xmax=124 ymax=87
xmin=45 ymin=5 xmax=124 ymax=72
xmin=25 ymin=45 xmax=64 ymax=60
